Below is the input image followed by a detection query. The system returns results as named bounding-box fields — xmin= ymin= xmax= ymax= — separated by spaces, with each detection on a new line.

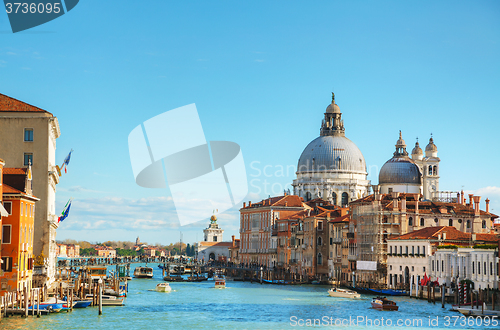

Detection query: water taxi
xmin=328 ymin=287 xmax=361 ymax=298
xmin=371 ymin=297 xmax=398 ymax=311
xmin=156 ymin=282 xmax=172 ymax=292
xmin=134 ymin=266 xmax=154 ymax=278
xmin=214 ymin=277 xmax=226 ymax=289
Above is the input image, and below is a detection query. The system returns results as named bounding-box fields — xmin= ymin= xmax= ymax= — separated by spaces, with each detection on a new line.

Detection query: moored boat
xmin=156 ymin=282 xmax=172 ymax=292
xmin=85 ymin=294 xmax=125 ymax=306
xmin=328 ymin=287 xmax=361 ymax=298
xmin=457 ymin=304 xmax=500 ymax=317
xmin=134 ymin=266 xmax=154 ymax=278
xmin=371 ymin=297 xmax=399 ymax=311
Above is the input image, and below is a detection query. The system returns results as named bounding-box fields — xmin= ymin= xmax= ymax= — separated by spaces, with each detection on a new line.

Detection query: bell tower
xmin=203 ymin=215 xmax=224 ymax=242
xmin=422 ymin=135 xmax=440 ymax=200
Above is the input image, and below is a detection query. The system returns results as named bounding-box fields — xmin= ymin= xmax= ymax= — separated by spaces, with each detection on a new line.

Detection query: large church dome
xmin=297 ymin=135 xmax=366 ymax=173
xmin=292 ymin=93 xmax=370 ymax=205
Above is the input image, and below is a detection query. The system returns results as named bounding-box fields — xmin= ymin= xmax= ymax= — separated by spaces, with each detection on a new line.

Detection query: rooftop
xmin=0 ymin=93 xmax=52 ymax=114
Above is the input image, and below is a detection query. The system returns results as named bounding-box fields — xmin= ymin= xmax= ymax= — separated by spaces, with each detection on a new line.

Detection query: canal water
xmin=0 ymin=263 xmax=497 ymax=329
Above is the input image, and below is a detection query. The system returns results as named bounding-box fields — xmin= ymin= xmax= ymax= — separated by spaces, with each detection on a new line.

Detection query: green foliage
xmin=80 ymin=248 xmax=97 ymax=256
xmin=473 ymin=244 xmax=498 ymax=249
xmin=116 ymin=248 xmax=137 ymax=257
xmin=437 ymin=245 xmax=459 ymax=249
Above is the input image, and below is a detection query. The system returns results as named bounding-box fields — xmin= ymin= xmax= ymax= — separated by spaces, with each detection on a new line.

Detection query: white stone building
xmin=196 ymin=215 xmax=232 ymax=262
xmin=292 ymin=93 xmax=370 ymax=205
xmin=429 ymin=247 xmax=499 ymax=289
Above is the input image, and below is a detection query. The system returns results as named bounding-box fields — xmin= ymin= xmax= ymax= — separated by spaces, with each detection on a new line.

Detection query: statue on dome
xmin=331 ymin=92 xmax=335 ymax=103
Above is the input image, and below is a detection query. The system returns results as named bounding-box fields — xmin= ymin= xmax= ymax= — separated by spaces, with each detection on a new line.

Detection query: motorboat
xmin=215 ymin=277 xmax=226 ymax=289
xmin=371 ymin=297 xmax=398 ymax=311
xmin=457 ymin=303 xmax=500 ymax=317
xmin=73 ymin=300 xmax=92 ymax=308
xmin=156 ymin=282 xmax=172 ymax=292
xmin=134 ymin=266 xmax=154 ymax=278
xmin=85 ymin=294 xmax=124 ymax=306
xmin=328 ymin=287 xmax=361 ymax=298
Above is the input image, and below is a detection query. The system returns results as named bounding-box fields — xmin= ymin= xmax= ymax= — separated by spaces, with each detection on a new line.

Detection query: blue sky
xmin=1 ymin=1 xmax=499 ymax=245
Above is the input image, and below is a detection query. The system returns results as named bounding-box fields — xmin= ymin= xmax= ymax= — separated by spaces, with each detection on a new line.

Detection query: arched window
xmin=433 ymin=166 xmax=438 ymax=176
xmin=317 ymin=237 xmax=322 ymax=246
xmin=420 ymin=218 xmax=425 ymax=226
xmin=478 ymin=262 xmax=481 ymax=275
xmin=482 ymin=220 xmax=486 ymax=228
xmin=332 ymin=192 xmax=337 ymax=205
xmin=341 ymin=192 xmax=348 ymax=207
xmin=466 ymin=220 xmax=471 ymax=229
xmin=317 ymin=253 xmax=322 ymax=265
xmin=405 ymin=246 xmax=408 ymax=255
xmin=305 ymin=192 xmax=312 ymax=201
xmin=436 ymin=260 xmax=439 ymax=271
xmin=428 ymin=165 xmax=433 ymax=175
xmin=408 ymin=217 xmax=413 ymax=226
xmin=449 ymin=219 xmax=453 ymax=227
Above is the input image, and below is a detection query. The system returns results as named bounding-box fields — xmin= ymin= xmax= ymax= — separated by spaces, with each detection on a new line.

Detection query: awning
xmin=0 ymin=203 xmax=8 ymax=217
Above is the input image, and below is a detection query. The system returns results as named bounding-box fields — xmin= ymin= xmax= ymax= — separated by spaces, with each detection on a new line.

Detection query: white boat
xmin=156 ymin=282 xmax=172 ymax=292
xmin=457 ymin=304 xmax=500 ymax=317
xmin=214 ymin=278 xmax=226 ymax=289
xmin=85 ymin=294 xmax=124 ymax=306
xmin=134 ymin=266 xmax=154 ymax=278
xmin=328 ymin=287 xmax=361 ymax=298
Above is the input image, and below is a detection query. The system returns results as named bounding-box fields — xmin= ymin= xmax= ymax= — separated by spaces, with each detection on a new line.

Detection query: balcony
xmin=332 ymin=237 xmax=342 ymax=243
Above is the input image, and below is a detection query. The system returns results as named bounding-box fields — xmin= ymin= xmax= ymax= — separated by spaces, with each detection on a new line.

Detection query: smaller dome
xmin=326 ymin=102 xmax=340 ymax=114
xmin=412 ymin=141 xmax=423 ymax=155
xmin=426 ymin=137 xmax=437 ymax=152
xmin=396 ymin=131 xmax=406 ymax=147
xmin=379 ymin=158 xmax=422 ymax=185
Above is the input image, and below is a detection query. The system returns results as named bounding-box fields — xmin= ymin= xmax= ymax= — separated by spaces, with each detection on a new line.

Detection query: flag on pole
xmin=58 ymin=199 xmax=72 ymax=223
xmin=60 ymin=149 xmax=73 ymax=174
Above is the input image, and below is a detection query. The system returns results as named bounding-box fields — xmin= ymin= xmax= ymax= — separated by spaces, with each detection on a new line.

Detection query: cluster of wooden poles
xmin=0 ymin=287 xmax=45 ymax=318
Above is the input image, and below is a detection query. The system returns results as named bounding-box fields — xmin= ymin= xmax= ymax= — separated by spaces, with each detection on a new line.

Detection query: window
xmin=1 ymin=257 xmax=12 ymax=272
xmin=491 ymin=262 xmax=493 ymax=275
xmin=332 ymin=192 xmax=337 ymax=205
xmin=436 ymin=260 xmax=439 ymax=271
xmin=24 ymin=153 xmax=33 ymax=166
xmin=466 ymin=220 xmax=471 ymax=229
xmin=388 ymin=188 xmax=393 ymax=193
xmin=420 ymin=218 xmax=425 ymax=226
xmin=317 ymin=221 xmax=323 ymax=231
xmin=433 ymin=166 xmax=438 ymax=176
xmin=423 ymin=267 xmax=425 ymax=272
xmin=317 ymin=237 xmax=322 ymax=246
xmin=24 ymin=128 xmax=33 ymax=142
xmin=449 ymin=219 xmax=453 ymax=227
xmin=428 ymin=165 xmax=433 ymax=175
xmin=442 ymin=260 xmax=444 ymax=272
xmin=213 ymin=236 xmax=217 ymax=242
xmin=412 ymin=266 xmax=414 ymax=271
xmin=305 ymin=192 xmax=312 ymax=201
xmin=478 ymin=262 xmax=480 ymax=275
xmin=3 ymin=202 xmax=12 ymax=215
xmin=408 ymin=217 xmax=413 ymax=226
xmin=412 ymin=246 xmax=414 ymax=254
xmin=390 ymin=246 xmax=392 ymax=254
xmin=405 ymin=246 xmax=408 ymax=255
xmin=317 ymin=253 xmax=322 ymax=265
xmin=417 ymin=246 xmax=420 ymax=255
xmin=423 ymin=246 xmax=426 ymax=255
xmin=2 ymin=225 xmax=12 ymax=244
xmin=472 ymin=262 xmax=474 ymax=274
xmin=399 ymin=246 xmax=402 ymax=254
xmin=341 ymin=192 xmax=348 ymax=207
xmin=330 ymin=237 xmax=332 ymax=245
xmin=482 ymin=220 xmax=486 ymax=229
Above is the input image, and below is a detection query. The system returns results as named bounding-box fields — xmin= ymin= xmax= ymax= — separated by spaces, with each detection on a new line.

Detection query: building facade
xmin=0 ymin=93 xmax=61 ymax=284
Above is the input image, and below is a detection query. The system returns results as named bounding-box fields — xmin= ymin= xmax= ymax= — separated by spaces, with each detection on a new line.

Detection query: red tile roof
xmin=3 ymin=168 xmax=27 ymax=175
xmin=389 ymin=226 xmax=470 ymax=241
xmin=0 ymin=93 xmax=51 ymax=114
xmin=199 ymin=242 xmax=233 ymax=247
xmin=242 ymin=195 xmax=304 ymax=209
xmin=2 ymin=183 xmax=23 ymax=194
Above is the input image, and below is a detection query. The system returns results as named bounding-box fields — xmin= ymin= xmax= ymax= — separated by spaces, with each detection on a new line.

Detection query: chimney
xmin=249 ymin=201 xmax=252 ymax=207
xmin=401 ymin=198 xmax=406 ymax=212
xmin=461 ymin=190 xmax=465 ymax=205
xmin=232 ymin=235 xmax=235 ymax=246
xmin=473 ymin=196 xmax=481 ymax=215
xmin=469 ymin=194 xmax=474 ymax=208
xmin=486 ymin=199 xmax=490 ymax=213
xmin=414 ymin=193 xmax=419 ymax=214
xmin=438 ymin=234 xmax=441 ymax=240
xmin=443 ymin=232 xmax=447 ymax=240
xmin=243 ymin=202 xmax=246 ymax=208
xmin=472 ymin=233 xmax=476 ymax=242
xmin=457 ymin=192 xmax=460 ymax=204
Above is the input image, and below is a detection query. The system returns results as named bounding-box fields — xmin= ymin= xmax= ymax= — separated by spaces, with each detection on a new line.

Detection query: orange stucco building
xmin=1 ymin=165 xmax=38 ymax=294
